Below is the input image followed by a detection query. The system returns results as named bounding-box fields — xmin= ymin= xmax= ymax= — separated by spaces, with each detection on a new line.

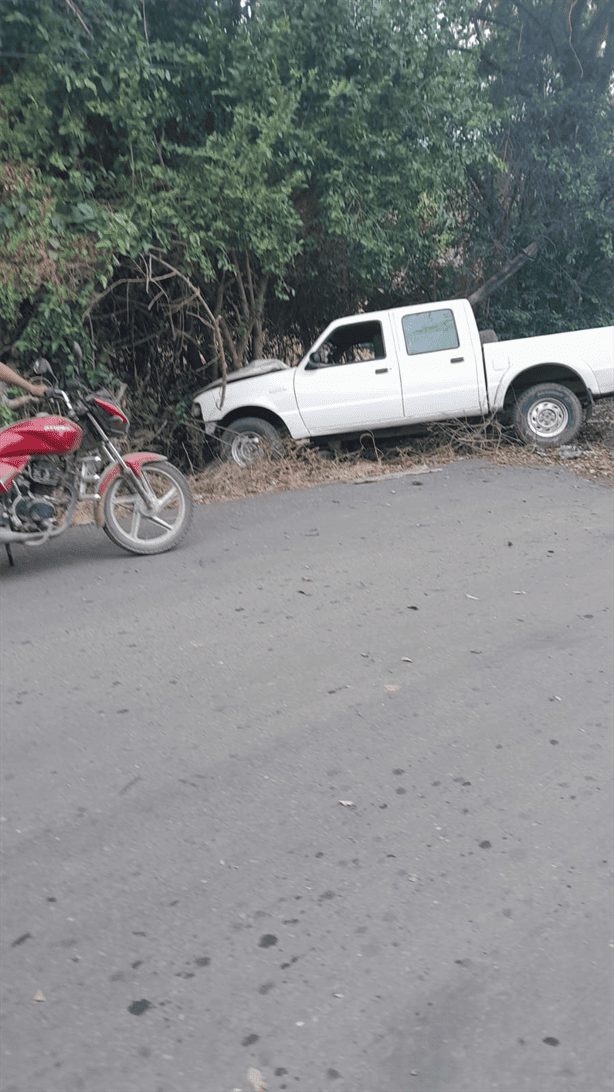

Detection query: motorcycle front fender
xmin=95 ymin=453 xmax=167 ymax=526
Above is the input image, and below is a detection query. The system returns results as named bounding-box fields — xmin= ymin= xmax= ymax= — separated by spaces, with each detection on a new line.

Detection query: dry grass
xmin=70 ymin=399 xmax=613 ymax=524
xmin=190 ymin=398 xmax=613 ymax=505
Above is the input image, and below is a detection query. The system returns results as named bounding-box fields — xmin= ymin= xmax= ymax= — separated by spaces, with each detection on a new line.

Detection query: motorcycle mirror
xmin=33 ymin=358 xmax=52 ymax=376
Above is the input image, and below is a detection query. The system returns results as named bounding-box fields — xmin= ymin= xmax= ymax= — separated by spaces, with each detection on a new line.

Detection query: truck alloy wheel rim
xmin=527 ymin=399 xmax=568 ymax=437
xmin=231 ymin=433 xmax=262 ymax=466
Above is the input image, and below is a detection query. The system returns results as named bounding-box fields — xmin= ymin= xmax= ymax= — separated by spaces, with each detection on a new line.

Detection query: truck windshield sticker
xmin=317 ymin=320 xmax=385 ymax=366
xmin=402 ymin=309 xmax=459 ymax=355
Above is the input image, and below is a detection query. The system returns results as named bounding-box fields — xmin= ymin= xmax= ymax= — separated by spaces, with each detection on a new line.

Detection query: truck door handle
xmin=450 ymin=357 xmax=464 ymax=363
xmin=375 ymin=367 xmax=389 ymax=374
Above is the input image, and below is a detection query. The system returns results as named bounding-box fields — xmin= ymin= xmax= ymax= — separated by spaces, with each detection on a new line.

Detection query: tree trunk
xmin=467 ymin=243 xmax=538 ymax=305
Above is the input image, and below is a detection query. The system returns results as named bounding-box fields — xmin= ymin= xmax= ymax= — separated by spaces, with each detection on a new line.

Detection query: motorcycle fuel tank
xmin=0 ymin=416 xmax=82 ymax=458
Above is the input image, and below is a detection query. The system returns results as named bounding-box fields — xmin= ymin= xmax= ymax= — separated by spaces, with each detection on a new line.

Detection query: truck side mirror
xmin=305 ymin=351 xmax=322 ymax=370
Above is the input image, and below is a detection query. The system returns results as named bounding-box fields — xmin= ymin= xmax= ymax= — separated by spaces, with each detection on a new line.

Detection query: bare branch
xmin=141 ymin=0 xmax=150 ymax=46
xmin=219 ymin=314 xmax=241 ymax=372
xmin=62 ymin=0 xmax=94 ymax=40
xmin=231 ymin=249 xmax=251 ymax=321
xmin=467 ymin=243 xmax=538 ymax=305
xmin=86 ymin=277 xmax=148 ymax=315
xmin=244 ymin=249 xmax=256 ymax=309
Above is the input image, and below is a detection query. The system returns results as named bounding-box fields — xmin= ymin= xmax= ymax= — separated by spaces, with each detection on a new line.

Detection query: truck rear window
xmin=402 ymin=309 xmax=459 ymax=355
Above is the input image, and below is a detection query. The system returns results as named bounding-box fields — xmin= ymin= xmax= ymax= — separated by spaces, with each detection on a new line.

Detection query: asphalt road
xmin=1 ymin=461 xmax=612 ymax=1092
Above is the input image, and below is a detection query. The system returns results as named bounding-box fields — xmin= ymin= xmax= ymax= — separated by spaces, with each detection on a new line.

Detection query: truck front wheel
xmin=512 ymin=383 xmax=583 ymax=447
xmin=219 ymin=417 xmax=284 ymax=467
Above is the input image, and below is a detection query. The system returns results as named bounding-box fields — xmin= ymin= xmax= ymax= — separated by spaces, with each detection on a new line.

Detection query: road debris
xmin=351 ymin=465 xmax=443 ymax=484
xmin=33 ymin=990 xmax=45 ymax=1002
xmin=247 ymin=1068 xmax=266 ymax=1091
xmin=339 ymin=800 xmax=355 ymax=807
xmin=559 ymin=445 xmax=590 ymax=459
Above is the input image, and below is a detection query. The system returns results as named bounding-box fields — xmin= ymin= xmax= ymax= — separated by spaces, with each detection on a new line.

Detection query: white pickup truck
xmin=191 ymin=299 xmax=614 ymax=465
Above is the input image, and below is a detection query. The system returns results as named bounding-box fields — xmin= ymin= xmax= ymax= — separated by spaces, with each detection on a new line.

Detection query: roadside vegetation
xmin=1 ymin=1 xmax=613 ymax=471
xmin=68 ymin=398 xmax=611 ymax=525
xmin=189 ymin=398 xmax=614 ymax=506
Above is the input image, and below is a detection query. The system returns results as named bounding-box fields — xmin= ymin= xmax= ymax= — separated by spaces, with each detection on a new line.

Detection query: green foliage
xmin=226 ymin=0 xmax=497 ymax=337
xmin=464 ymin=0 xmax=614 ymax=337
xmin=1 ymin=0 xmax=610 ymax=466
xmin=0 ymin=161 xmax=97 ymax=364
xmin=1 ymin=1 xmax=494 ymax=348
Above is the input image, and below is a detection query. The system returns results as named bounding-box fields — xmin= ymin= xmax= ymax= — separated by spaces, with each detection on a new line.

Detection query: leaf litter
xmin=190 ymin=398 xmax=613 ymax=507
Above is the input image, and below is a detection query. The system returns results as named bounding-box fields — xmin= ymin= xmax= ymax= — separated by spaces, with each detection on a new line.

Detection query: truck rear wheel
xmin=512 ymin=383 xmax=583 ymax=447
xmin=219 ymin=417 xmax=283 ymax=467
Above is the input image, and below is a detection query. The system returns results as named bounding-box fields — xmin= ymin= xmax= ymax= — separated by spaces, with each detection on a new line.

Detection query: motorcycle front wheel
xmin=102 ymin=461 xmax=193 ymax=554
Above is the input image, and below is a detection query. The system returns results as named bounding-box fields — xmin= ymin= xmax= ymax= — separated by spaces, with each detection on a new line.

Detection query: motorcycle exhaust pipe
xmin=0 ymin=527 xmax=53 ymax=545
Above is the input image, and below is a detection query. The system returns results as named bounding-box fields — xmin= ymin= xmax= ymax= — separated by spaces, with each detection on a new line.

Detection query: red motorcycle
xmin=0 ymin=348 xmax=193 ymax=564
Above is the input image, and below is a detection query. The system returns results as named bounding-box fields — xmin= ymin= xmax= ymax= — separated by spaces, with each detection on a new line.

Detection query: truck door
xmin=396 ymin=305 xmax=487 ymax=420
xmin=294 ymin=317 xmax=403 ymax=435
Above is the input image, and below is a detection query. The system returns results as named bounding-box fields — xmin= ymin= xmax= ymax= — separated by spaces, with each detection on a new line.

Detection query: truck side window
xmin=319 ymin=320 xmax=385 ymax=365
xmin=402 ymin=309 xmax=459 ymax=355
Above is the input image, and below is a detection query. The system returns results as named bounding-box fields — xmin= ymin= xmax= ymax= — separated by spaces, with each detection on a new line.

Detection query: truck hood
xmin=195 ymin=358 xmax=290 ymax=395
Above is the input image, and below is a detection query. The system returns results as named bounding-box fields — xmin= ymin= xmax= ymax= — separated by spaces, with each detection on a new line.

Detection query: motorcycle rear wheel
xmin=102 ymin=461 xmax=193 ymax=554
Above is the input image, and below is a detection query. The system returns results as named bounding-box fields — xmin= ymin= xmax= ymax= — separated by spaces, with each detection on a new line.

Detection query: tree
xmin=1 ymin=0 xmax=496 ymax=460
xmin=459 ymin=0 xmax=614 ymax=337
xmin=183 ymin=0 xmax=497 ymax=348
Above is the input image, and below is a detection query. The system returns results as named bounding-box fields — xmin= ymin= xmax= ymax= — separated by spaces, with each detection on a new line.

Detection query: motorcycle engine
xmin=14 ymin=496 xmax=56 ymax=529
xmin=28 ymin=457 xmax=63 ymax=491
xmin=10 ymin=459 xmax=61 ymax=531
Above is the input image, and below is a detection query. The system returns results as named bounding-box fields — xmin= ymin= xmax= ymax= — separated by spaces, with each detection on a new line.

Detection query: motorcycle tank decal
xmin=0 ymin=416 xmax=82 ymax=457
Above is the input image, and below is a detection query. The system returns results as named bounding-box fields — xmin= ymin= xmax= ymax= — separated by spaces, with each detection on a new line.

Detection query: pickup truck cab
xmin=191 ymin=299 xmax=614 ymax=465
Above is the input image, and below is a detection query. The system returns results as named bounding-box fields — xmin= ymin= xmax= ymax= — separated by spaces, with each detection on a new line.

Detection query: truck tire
xmin=512 ymin=383 xmax=583 ymax=447
xmin=219 ymin=417 xmax=283 ymax=467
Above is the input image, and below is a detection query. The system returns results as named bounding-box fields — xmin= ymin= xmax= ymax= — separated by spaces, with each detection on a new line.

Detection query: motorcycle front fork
xmin=77 ymin=455 xmax=104 ymax=499
xmin=81 ymin=443 xmax=160 ymax=512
